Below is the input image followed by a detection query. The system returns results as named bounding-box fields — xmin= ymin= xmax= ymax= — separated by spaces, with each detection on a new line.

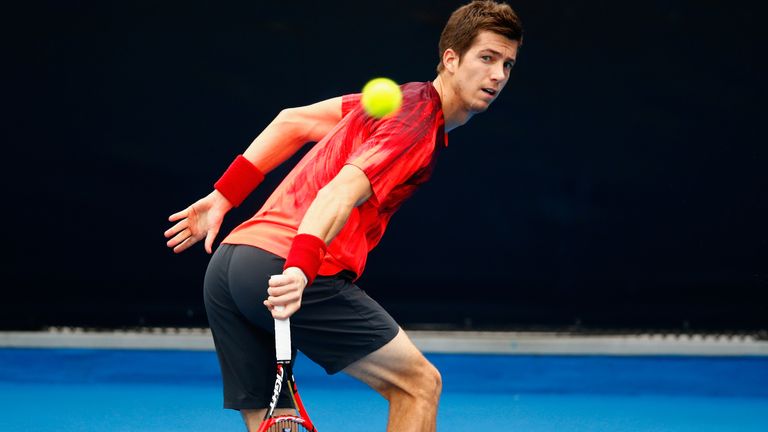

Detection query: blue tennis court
xmin=1 ymin=347 xmax=767 ymax=431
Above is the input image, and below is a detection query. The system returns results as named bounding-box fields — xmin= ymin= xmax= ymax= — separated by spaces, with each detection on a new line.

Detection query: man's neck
xmin=432 ymin=75 xmax=472 ymax=132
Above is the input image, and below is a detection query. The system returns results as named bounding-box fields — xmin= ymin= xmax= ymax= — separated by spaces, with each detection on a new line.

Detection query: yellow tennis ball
xmin=361 ymin=77 xmax=403 ymax=118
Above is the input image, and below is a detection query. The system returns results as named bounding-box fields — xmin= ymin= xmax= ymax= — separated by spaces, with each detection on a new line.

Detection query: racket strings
xmin=266 ymin=418 xmax=310 ymax=432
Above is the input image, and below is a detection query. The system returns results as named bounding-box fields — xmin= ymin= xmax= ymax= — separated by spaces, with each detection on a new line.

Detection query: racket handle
xmin=273 ymin=305 xmax=292 ymax=361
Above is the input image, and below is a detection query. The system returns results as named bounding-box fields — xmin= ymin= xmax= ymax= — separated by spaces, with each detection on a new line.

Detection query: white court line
xmin=1 ymin=329 xmax=767 ymax=356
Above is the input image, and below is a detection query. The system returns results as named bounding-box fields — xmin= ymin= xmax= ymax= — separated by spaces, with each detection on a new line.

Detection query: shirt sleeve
xmin=345 ymin=112 xmax=436 ymax=206
xmin=342 ymin=93 xmax=362 ymax=117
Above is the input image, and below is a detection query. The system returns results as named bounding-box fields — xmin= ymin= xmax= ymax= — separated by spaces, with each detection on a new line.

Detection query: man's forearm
xmin=280 ymin=184 xmax=358 ymax=286
xmin=281 ymin=156 xmax=371 ymax=286
xmin=295 ymin=165 xmax=373 ymax=245
xmin=296 ymin=185 xmax=357 ymax=245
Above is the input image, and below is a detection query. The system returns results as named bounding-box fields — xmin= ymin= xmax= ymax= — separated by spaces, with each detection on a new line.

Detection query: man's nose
xmin=490 ymin=63 xmax=506 ymax=81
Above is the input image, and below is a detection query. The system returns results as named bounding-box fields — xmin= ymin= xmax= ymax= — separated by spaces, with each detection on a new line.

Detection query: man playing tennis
xmin=164 ymin=1 xmax=522 ymax=431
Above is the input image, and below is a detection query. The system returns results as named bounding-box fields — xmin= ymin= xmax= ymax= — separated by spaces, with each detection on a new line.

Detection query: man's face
xmin=447 ymin=30 xmax=519 ymax=114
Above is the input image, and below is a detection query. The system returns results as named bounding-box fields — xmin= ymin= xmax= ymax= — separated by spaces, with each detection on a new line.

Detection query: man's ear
xmin=443 ymin=48 xmax=459 ymax=73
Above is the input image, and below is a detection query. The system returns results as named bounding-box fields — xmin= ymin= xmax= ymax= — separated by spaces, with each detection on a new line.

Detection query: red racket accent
xmin=290 ymin=380 xmax=314 ymax=429
xmin=256 ymin=415 xmax=313 ymax=432
xmin=257 ymin=358 xmax=317 ymax=431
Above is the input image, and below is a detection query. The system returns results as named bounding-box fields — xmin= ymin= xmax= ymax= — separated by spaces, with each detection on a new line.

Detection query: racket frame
xmin=256 ymin=304 xmax=317 ymax=432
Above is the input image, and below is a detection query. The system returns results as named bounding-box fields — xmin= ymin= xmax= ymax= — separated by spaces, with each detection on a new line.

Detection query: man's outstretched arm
xmin=164 ymin=97 xmax=344 ymax=254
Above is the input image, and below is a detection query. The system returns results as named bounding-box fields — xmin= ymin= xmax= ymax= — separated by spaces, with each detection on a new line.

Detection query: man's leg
xmin=204 ymin=244 xmax=295 ymax=431
xmin=241 ymin=409 xmax=266 ymax=431
xmin=343 ymin=328 xmax=442 ymax=432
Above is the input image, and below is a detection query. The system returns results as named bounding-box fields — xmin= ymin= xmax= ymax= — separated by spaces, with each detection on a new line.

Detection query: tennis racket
xmin=257 ymin=304 xmax=317 ymax=432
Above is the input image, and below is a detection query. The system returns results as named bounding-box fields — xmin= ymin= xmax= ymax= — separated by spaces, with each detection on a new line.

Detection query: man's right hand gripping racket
xmin=257 ymin=304 xmax=317 ymax=432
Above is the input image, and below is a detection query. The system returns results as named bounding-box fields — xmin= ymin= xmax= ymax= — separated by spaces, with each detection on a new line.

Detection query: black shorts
xmin=203 ymin=243 xmax=400 ymax=410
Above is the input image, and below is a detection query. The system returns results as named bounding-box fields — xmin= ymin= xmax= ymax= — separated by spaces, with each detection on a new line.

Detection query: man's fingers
xmin=173 ymin=239 xmax=192 ymax=254
xmin=166 ymin=228 xmax=190 ymax=248
xmin=269 ymin=274 xmax=302 ymax=287
xmin=165 ymin=233 xmax=183 ymax=248
xmin=164 ymin=219 xmax=188 ymax=238
xmin=264 ymin=301 xmax=298 ymax=320
xmin=168 ymin=208 xmax=189 ymax=222
xmin=267 ymin=287 xmax=299 ymax=299
xmin=271 ymin=308 xmax=292 ymax=320
xmin=204 ymin=228 xmax=219 ymax=254
xmin=268 ymin=274 xmax=290 ymax=286
xmin=267 ymin=285 xmax=298 ymax=297
xmin=167 ymin=229 xmax=203 ymax=253
xmin=265 ymin=274 xmax=303 ymax=319
xmin=267 ymin=291 xmax=301 ymax=305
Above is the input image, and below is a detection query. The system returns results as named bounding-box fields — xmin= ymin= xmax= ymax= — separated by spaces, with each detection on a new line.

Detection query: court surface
xmin=1 ymin=345 xmax=767 ymax=431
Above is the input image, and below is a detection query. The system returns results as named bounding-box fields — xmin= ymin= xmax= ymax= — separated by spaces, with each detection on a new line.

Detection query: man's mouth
xmin=481 ymin=88 xmax=497 ymax=96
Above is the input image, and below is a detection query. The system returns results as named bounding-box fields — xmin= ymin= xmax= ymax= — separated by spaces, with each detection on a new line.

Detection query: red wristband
xmin=284 ymin=234 xmax=327 ymax=286
xmin=214 ymin=155 xmax=265 ymax=207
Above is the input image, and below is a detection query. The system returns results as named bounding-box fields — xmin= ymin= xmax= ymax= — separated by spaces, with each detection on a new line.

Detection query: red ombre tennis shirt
xmin=222 ymin=81 xmax=448 ymax=280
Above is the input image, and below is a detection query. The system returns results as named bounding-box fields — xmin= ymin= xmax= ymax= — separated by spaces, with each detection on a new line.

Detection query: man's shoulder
xmin=400 ymin=81 xmax=440 ymax=113
xmin=401 ymin=81 xmax=433 ymax=97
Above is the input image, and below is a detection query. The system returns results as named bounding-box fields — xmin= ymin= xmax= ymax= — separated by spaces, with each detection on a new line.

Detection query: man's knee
xmin=420 ymin=361 xmax=442 ymax=403
xmin=424 ymin=361 xmax=442 ymax=401
xmin=386 ymin=358 xmax=442 ymax=404
xmin=344 ymin=329 xmax=442 ymax=405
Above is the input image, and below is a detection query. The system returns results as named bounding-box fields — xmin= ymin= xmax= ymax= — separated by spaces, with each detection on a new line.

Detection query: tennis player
xmin=164 ymin=1 xmax=522 ymax=430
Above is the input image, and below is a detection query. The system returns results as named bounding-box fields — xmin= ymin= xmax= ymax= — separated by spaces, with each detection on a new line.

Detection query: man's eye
xmin=481 ymin=55 xmax=491 ymax=62
xmin=504 ymin=62 xmax=514 ymax=70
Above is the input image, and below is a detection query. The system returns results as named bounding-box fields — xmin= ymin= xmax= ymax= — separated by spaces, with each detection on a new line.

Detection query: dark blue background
xmin=5 ymin=1 xmax=767 ymax=331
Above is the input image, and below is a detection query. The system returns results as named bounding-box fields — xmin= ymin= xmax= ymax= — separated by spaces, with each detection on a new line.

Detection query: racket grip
xmin=273 ymin=306 xmax=292 ymax=361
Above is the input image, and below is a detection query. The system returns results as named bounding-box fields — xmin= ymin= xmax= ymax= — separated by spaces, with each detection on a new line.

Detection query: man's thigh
xmin=290 ymin=275 xmax=400 ymax=375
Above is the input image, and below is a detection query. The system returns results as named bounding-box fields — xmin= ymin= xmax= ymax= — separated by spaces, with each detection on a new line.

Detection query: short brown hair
xmin=437 ymin=0 xmax=523 ymax=73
